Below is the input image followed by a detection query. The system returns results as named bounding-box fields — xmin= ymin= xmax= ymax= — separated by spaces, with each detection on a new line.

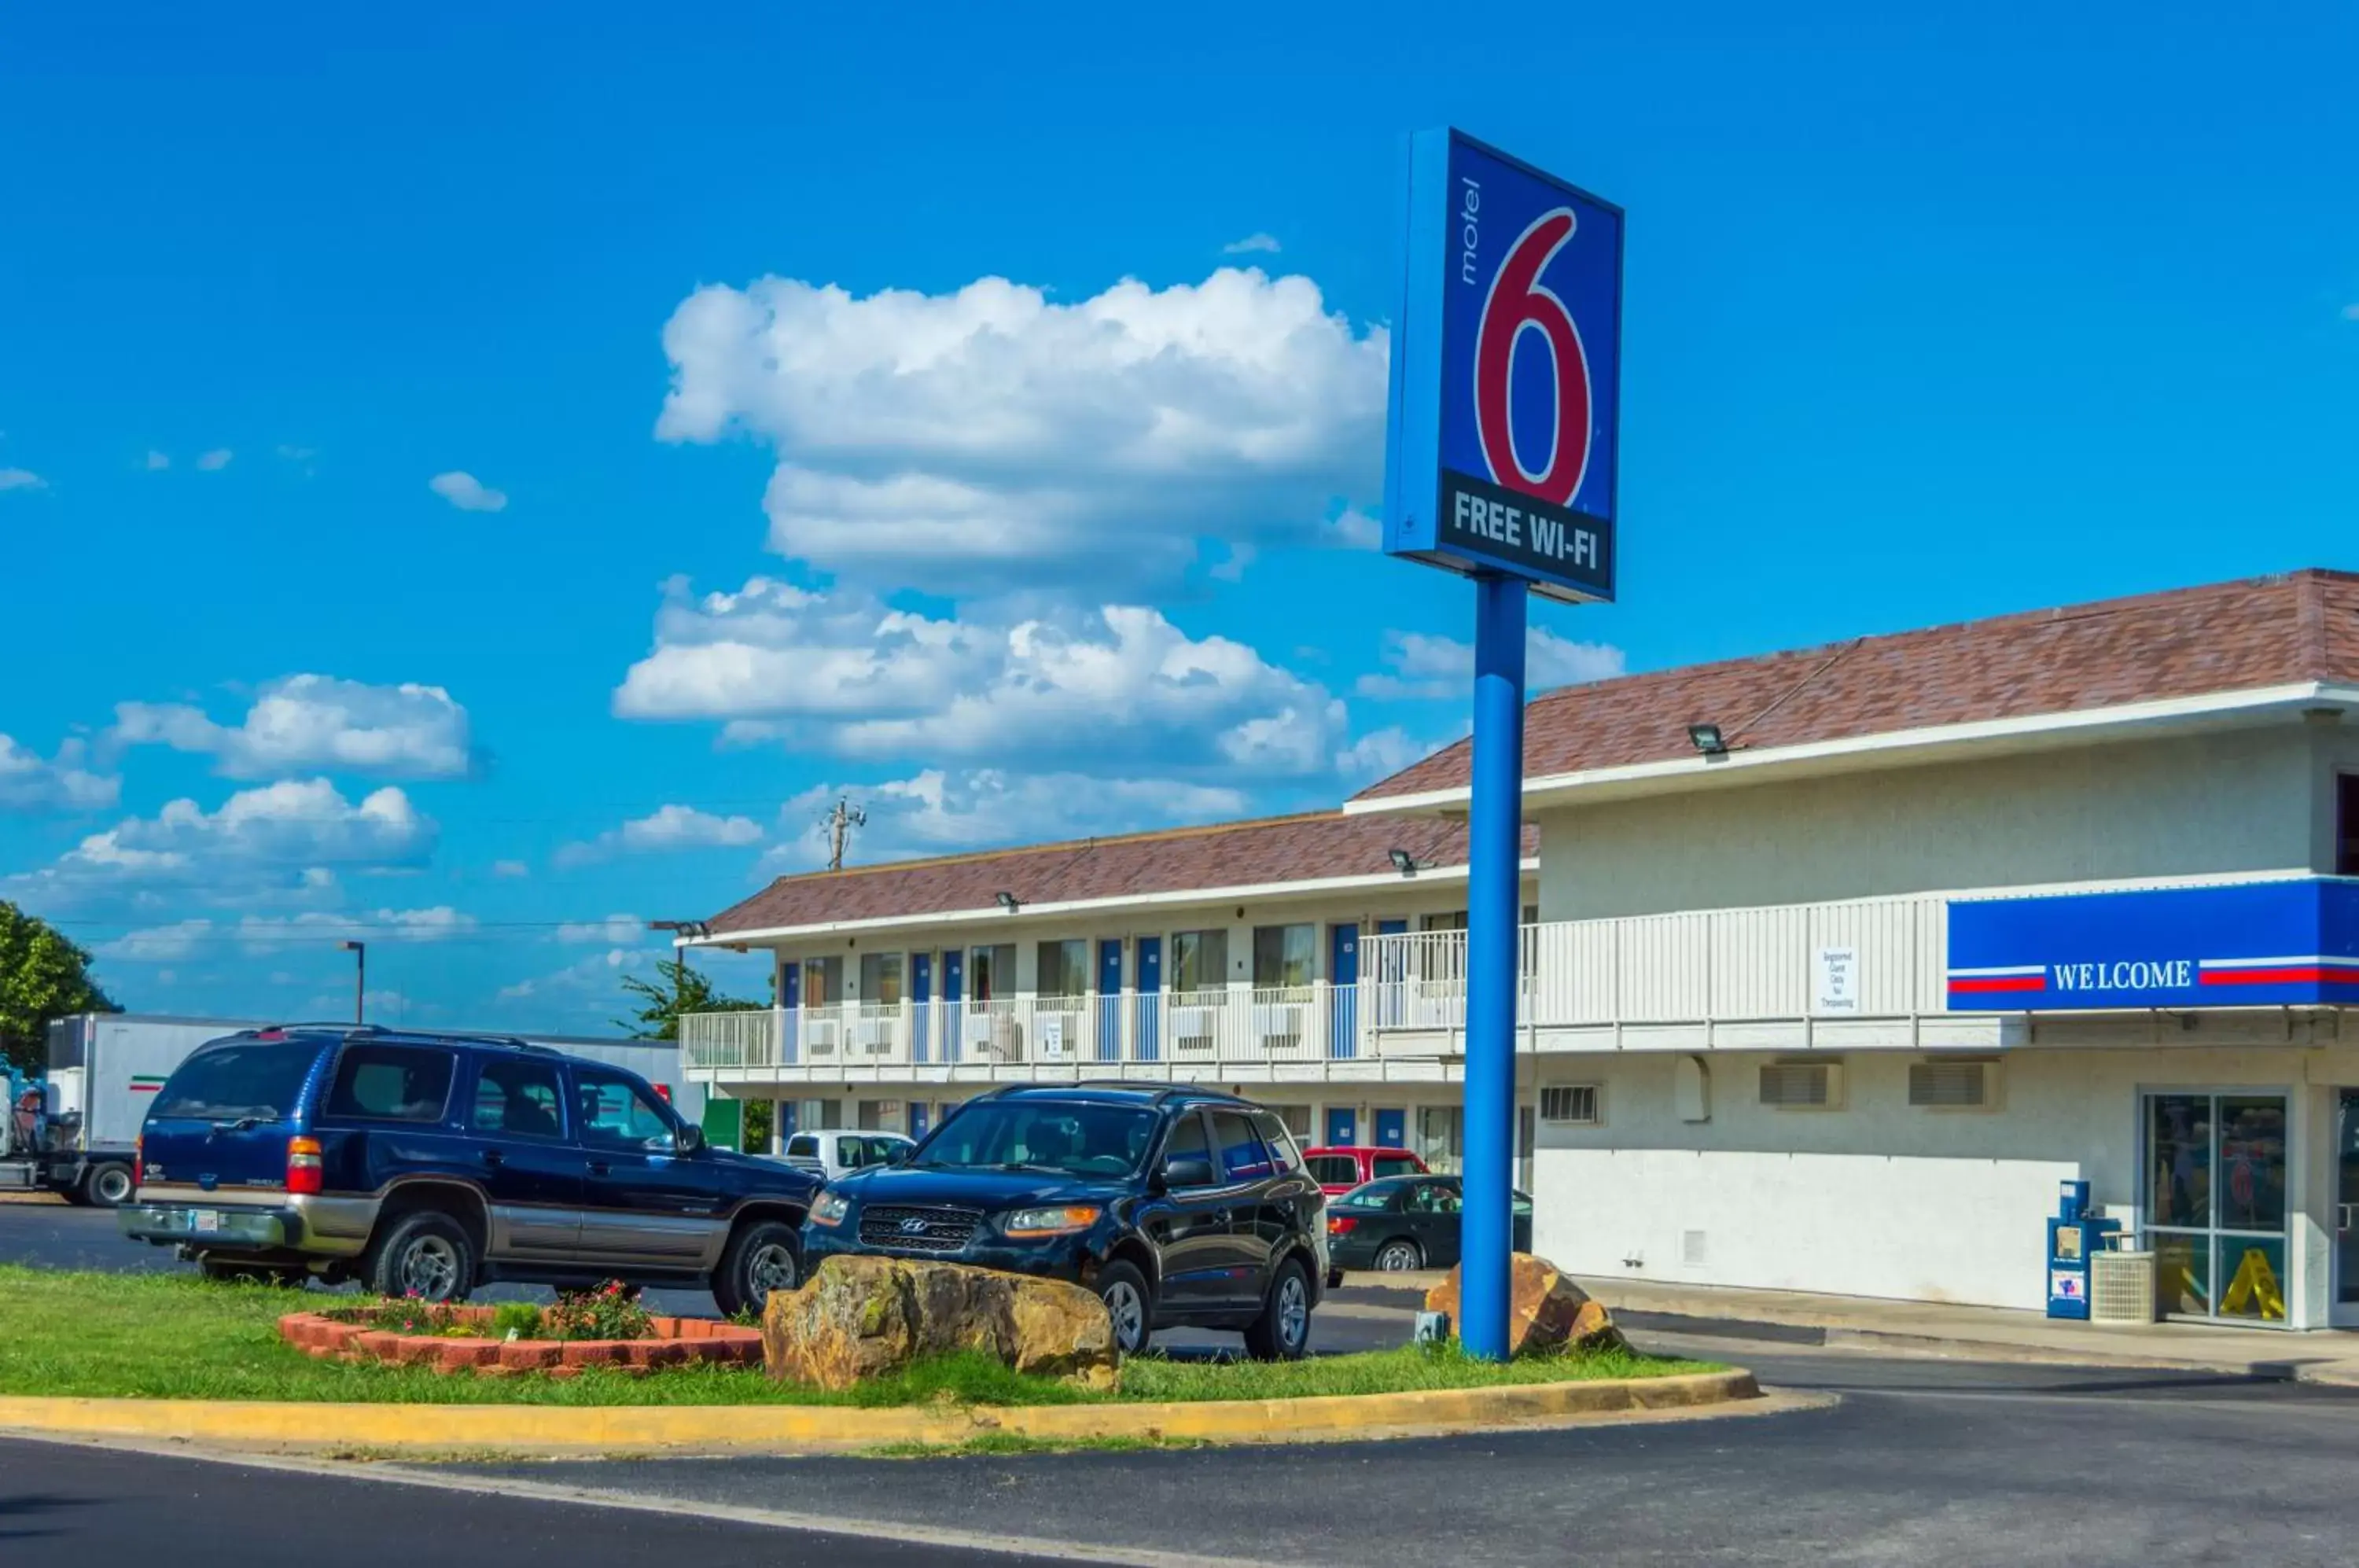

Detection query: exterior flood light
xmin=995 ymin=890 xmax=1021 ymax=912
xmin=1389 ymin=848 xmax=1419 ymax=876
xmin=1687 ymin=723 xmax=1728 ymax=757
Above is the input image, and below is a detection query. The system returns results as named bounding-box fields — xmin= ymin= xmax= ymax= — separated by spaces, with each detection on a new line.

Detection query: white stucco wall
xmin=1536 ymin=723 xmax=2324 ymax=922
xmin=1529 ymin=1045 xmax=2346 ymax=1324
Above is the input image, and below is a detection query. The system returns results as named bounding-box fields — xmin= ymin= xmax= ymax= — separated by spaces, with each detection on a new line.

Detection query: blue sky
xmin=3 ymin=2 xmax=2353 ymax=1032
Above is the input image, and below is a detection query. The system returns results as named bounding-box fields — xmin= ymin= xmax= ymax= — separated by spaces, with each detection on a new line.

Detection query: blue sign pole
xmin=1381 ymin=127 xmax=1621 ymax=1361
xmin=1462 ymin=572 xmax=1528 ymax=1362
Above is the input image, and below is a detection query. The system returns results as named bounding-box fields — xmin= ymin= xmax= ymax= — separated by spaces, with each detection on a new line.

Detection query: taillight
xmin=286 ymin=1136 xmax=323 ymax=1196
xmin=1328 ymin=1215 xmax=1358 ymax=1235
xmin=133 ymin=1136 xmax=143 ymax=1193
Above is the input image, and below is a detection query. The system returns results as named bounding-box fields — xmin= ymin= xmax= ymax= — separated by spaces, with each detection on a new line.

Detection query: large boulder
xmin=763 ymin=1255 xmax=1119 ymax=1393
xmin=1423 ymin=1253 xmax=1625 ymax=1358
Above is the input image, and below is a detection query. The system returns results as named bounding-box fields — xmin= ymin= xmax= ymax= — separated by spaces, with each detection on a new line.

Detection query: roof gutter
xmin=682 ymin=856 xmax=1541 ymax=950
xmin=1345 ymin=682 xmax=2358 ymax=818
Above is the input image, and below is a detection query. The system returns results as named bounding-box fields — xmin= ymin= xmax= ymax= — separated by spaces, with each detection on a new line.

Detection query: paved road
xmin=0 ymin=1437 xmax=1080 ymax=1568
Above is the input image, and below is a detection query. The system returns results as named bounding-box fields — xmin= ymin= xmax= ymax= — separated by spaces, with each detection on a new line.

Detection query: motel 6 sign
xmin=1382 ymin=128 xmax=1625 ymax=604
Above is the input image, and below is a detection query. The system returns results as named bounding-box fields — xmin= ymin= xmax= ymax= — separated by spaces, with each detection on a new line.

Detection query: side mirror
xmin=676 ymin=1124 xmax=707 ymax=1154
xmin=1161 ymin=1154 xmax=1215 ymax=1191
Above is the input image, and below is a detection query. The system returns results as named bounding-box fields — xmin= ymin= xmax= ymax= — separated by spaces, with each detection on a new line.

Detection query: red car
xmin=1301 ymin=1145 xmax=1428 ymax=1195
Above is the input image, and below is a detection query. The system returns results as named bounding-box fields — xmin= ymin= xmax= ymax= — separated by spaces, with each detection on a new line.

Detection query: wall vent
xmin=1910 ymin=1058 xmax=1999 ymax=1110
xmin=1680 ymin=1229 xmax=1709 ymax=1266
xmin=1540 ymin=1084 xmax=1601 ymax=1125
xmin=1759 ymin=1059 xmax=1843 ymax=1110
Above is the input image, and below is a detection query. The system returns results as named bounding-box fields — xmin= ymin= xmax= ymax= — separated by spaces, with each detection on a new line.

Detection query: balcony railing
xmin=678 ymin=891 xmax=1960 ymax=1075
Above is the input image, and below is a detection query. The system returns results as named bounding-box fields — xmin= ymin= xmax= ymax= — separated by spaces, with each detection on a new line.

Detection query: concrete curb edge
xmin=0 ymin=1368 xmax=1761 ymax=1454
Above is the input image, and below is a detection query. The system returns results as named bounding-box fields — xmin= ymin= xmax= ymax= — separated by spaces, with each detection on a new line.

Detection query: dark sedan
xmin=1324 ymin=1174 xmax=1533 ymax=1279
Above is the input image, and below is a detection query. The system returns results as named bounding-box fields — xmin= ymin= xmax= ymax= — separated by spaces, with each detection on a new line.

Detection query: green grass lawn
xmin=0 ymin=1266 xmax=1718 ymax=1408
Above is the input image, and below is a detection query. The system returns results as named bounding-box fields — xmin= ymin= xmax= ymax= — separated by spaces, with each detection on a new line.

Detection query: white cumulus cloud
xmin=99 ymin=907 xmax=475 ymax=963
xmin=1223 ymin=233 xmax=1281 ymax=254
xmin=0 ymin=735 xmax=119 ymax=812
xmin=144 ymin=451 xmax=171 ymax=471
xmin=429 ymin=471 xmax=508 ymax=513
xmin=0 ymin=469 xmax=46 ymax=492
xmin=554 ymin=805 xmax=763 ymax=868
xmin=491 ymin=859 xmax=531 ymax=878
xmin=616 ymin=578 xmax=1345 ymax=778
xmin=1355 ymin=628 xmax=1625 ymax=701
xmin=196 ymin=448 xmax=234 ymax=471
xmin=112 ymin=674 xmax=475 ymax=780
xmin=656 ymin=266 xmax=1388 ymax=594
xmin=558 ymin=914 xmax=645 ymax=944
xmin=765 ymin=770 xmax=1246 ymax=872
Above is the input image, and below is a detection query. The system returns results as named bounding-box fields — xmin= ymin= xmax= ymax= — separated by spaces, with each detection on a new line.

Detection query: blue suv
xmin=119 ymin=1024 xmax=819 ymax=1315
xmin=804 ymin=1084 xmax=1327 ymax=1358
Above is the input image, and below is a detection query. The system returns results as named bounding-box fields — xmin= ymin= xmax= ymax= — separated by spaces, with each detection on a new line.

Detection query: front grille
xmin=858 ymin=1205 xmax=982 ymax=1253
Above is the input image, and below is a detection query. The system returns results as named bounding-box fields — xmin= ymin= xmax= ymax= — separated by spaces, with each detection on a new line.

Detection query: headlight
xmin=1003 ymin=1204 xmax=1101 ymax=1237
xmin=809 ymin=1192 xmax=852 ymax=1228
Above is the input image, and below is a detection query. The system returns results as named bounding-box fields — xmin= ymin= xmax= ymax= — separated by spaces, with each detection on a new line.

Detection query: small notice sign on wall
xmin=1814 ymin=947 xmax=1860 ymax=1016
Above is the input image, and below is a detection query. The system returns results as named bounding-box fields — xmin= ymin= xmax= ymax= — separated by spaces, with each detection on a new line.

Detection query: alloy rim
xmin=95 ymin=1168 xmax=132 ymax=1205
xmin=1378 ymin=1243 xmax=1419 ymax=1271
xmin=399 ymin=1235 xmax=460 ymax=1299
xmin=748 ymin=1242 xmax=799 ymax=1300
xmin=1279 ymin=1274 xmax=1308 ymax=1348
xmin=1104 ymin=1280 xmax=1146 ymax=1350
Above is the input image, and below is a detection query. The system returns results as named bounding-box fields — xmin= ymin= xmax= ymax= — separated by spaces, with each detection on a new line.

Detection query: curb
xmin=0 ymin=1369 xmax=1761 ymax=1455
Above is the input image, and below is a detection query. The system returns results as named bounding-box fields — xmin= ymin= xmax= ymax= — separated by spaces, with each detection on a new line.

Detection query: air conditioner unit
xmin=804 ymin=1019 xmax=841 ymax=1057
xmin=850 ymin=1019 xmax=892 ymax=1054
xmin=962 ymin=1011 xmax=996 ymax=1049
xmin=1253 ymin=1004 xmax=1305 ymax=1049
xmin=1759 ymin=1059 xmax=1844 ymax=1110
xmin=1910 ymin=1057 xmax=2000 ymax=1110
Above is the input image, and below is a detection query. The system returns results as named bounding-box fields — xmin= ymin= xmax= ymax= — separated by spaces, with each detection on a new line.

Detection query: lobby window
xmin=1171 ymin=929 xmax=1229 ymax=993
xmin=1252 ymin=923 xmax=1315 ymax=988
xmin=1036 ymin=939 xmax=1088 ymax=999
xmin=857 ymin=951 xmax=902 ymax=1007
xmin=2341 ymin=775 xmax=2359 ymax=876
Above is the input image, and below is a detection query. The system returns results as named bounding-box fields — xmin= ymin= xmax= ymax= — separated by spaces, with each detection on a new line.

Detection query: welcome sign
xmin=1945 ymin=878 xmax=2359 ymax=1011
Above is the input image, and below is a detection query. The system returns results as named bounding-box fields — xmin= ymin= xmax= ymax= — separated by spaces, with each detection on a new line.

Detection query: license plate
xmin=191 ymin=1210 xmax=222 ymax=1234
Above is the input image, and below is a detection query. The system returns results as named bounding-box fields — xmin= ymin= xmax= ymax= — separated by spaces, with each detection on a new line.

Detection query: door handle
xmin=587 ymin=1161 xmax=612 ymax=1176
xmin=480 ymin=1150 xmax=504 ymax=1168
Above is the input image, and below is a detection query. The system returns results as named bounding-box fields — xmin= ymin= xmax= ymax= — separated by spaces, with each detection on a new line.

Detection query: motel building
xmin=676 ymin=568 xmax=2359 ymax=1332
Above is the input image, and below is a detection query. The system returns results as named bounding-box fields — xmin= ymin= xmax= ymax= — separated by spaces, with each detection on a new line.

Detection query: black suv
xmin=119 ymin=1024 xmax=819 ymax=1315
xmin=803 ymin=1084 xmax=1327 ymax=1359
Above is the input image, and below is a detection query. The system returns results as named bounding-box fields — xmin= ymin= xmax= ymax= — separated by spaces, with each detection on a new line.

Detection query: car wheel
xmin=364 ymin=1209 xmax=476 ymax=1303
xmin=1375 ymin=1239 xmax=1423 ymax=1272
xmin=1242 ymin=1258 xmax=1313 ymax=1361
xmin=713 ymin=1220 xmax=802 ymax=1320
xmin=82 ymin=1161 xmax=134 ymax=1209
xmin=1095 ymin=1261 xmax=1154 ymax=1357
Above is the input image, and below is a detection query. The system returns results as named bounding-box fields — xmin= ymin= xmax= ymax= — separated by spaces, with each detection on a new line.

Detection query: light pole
xmin=340 ymin=940 xmax=366 ymax=1025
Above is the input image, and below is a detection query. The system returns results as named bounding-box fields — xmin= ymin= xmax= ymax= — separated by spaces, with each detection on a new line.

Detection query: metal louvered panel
xmin=1759 ymin=1061 xmax=1842 ymax=1109
xmin=1910 ymin=1058 xmax=1997 ymax=1110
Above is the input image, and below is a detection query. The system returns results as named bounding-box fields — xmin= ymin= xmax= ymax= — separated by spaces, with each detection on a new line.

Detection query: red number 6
xmin=1474 ymin=209 xmax=1591 ymax=507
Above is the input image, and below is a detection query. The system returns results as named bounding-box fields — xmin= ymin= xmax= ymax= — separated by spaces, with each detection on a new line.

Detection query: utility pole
xmin=824 ymin=797 xmax=867 ymax=872
xmin=340 ymin=940 xmax=366 ymax=1025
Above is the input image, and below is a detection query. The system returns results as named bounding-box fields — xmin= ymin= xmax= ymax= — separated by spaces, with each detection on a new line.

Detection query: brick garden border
xmin=278 ymin=1307 xmax=762 ymax=1377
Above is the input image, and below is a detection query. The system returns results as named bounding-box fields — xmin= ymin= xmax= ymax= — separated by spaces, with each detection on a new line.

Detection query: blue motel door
xmin=1376 ymin=1108 xmax=1407 ymax=1150
xmin=941 ymin=950 xmax=964 ymax=1060
xmin=1326 ymin=1106 xmax=1358 ymax=1147
xmin=1096 ymin=940 xmax=1124 ymax=1061
xmin=1329 ymin=923 xmax=1360 ymax=1058
xmin=910 ymin=952 xmax=933 ymax=1064
xmin=1134 ymin=937 xmax=1162 ymax=1062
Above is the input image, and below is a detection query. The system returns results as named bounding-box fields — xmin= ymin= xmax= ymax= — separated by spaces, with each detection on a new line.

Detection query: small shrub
xmin=489 ymin=1301 xmax=543 ymax=1342
xmin=544 ymin=1279 xmax=653 ymax=1342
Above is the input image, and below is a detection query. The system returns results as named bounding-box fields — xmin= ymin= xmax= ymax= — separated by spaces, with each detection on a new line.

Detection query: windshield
xmin=150 ymin=1041 xmax=321 ymax=1122
xmin=913 ymin=1101 xmax=1158 ymax=1179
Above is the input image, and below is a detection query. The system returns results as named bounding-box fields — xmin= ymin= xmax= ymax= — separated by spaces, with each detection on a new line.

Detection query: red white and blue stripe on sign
xmin=1944 ymin=879 xmax=2359 ymax=1011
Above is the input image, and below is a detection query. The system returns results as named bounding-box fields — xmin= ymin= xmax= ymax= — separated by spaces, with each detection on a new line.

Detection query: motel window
xmin=970 ymin=944 xmax=1016 ymax=1004
xmin=858 ymin=951 xmax=903 ymax=1007
xmin=800 ymin=955 xmax=842 ymax=1008
xmin=1251 ymin=924 xmax=1315 ymax=988
xmin=1036 ymin=940 xmax=1088 ymax=999
xmin=1171 ymin=929 xmax=1229 ymax=994
xmin=2340 ymin=775 xmax=2359 ymax=876
xmin=1421 ymin=911 xmax=1468 ymax=933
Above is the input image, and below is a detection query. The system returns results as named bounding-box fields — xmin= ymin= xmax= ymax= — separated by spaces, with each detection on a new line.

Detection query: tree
xmin=613 ymin=955 xmax=760 ymax=1041
xmin=0 ymin=902 xmax=117 ymax=1075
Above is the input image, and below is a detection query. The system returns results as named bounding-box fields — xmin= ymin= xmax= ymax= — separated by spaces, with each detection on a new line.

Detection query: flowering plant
xmin=545 ymin=1279 xmax=653 ymax=1341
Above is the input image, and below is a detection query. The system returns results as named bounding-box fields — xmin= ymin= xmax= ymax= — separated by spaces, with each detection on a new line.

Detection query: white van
xmin=782 ymin=1130 xmax=915 ymax=1183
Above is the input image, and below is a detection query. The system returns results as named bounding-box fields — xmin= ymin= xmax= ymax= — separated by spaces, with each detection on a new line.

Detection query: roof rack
xmin=1051 ymin=1080 xmax=1220 ymax=1105
xmin=254 ymin=1021 xmax=388 ymax=1036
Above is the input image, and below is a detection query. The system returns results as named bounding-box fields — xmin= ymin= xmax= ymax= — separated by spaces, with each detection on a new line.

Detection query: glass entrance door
xmin=2145 ymin=1092 xmax=2290 ymax=1323
xmin=2338 ymin=1091 xmax=2359 ymax=1327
